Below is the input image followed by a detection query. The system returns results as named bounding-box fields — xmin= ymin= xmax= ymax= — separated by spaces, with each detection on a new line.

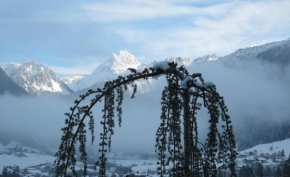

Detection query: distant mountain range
xmin=1 ymin=38 xmax=289 ymax=95
xmin=63 ymin=38 xmax=290 ymax=93
xmin=62 ymin=51 xmax=221 ymax=92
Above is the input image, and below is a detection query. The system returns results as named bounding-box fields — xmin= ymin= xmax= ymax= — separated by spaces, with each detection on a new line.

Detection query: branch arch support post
xmin=55 ymin=62 xmax=237 ymax=177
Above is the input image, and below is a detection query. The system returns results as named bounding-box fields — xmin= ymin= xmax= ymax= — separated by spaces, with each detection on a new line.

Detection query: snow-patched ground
xmin=0 ymin=142 xmax=55 ymax=173
xmin=235 ymin=139 xmax=290 ymax=169
xmin=0 ymin=154 xmax=55 ymax=170
xmin=108 ymin=159 xmax=160 ymax=174
xmin=1 ymin=138 xmax=290 ymax=176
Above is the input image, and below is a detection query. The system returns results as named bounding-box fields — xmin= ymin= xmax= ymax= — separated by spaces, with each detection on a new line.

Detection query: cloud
xmin=0 ymin=0 xmax=289 ymax=66
xmin=0 ymin=0 xmax=233 ymax=24
xmin=193 ymin=0 xmax=290 ymax=35
xmin=0 ymin=94 xmax=71 ymax=148
xmin=82 ymin=0 xmax=191 ymax=22
xmin=116 ymin=0 xmax=290 ymax=59
xmin=81 ymin=0 xmax=234 ymax=22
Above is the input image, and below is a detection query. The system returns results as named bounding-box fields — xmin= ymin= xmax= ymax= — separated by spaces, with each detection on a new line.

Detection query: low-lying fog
xmin=1 ymin=59 xmax=290 ymax=156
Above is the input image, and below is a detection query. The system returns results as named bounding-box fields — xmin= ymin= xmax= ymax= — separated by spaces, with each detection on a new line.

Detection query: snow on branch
xmin=152 ymin=61 xmax=170 ymax=71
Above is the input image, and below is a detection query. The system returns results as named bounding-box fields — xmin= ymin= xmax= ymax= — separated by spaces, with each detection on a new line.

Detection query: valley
xmin=1 ymin=38 xmax=290 ymax=176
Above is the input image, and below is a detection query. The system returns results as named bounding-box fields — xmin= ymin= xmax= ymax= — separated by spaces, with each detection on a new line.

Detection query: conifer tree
xmin=282 ymin=161 xmax=290 ymax=177
xmin=276 ymin=166 xmax=282 ymax=177
xmin=256 ymin=163 xmax=264 ymax=177
xmin=2 ymin=167 xmax=8 ymax=177
xmin=281 ymin=149 xmax=285 ymax=157
xmin=55 ymin=62 xmax=237 ymax=177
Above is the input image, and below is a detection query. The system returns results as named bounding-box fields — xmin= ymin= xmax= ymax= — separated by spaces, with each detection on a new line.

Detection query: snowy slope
xmin=165 ymin=57 xmax=194 ymax=66
xmin=193 ymin=54 xmax=220 ymax=63
xmin=1 ymin=60 xmax=73 ymax=95
xmin=240 ymin=138 xmax=290 ymax=158
xmin=0 ymin=142 xmax=55 ymax=173
xmin=235 ymin=138 xmax=290 ymax=168
xmin=257 ymin=40 xmax=290 ymax=66
xmin=220 ymin=38 xmax=290 ymax=63
xmin=61 ymin=74 xmax=86 ymax=91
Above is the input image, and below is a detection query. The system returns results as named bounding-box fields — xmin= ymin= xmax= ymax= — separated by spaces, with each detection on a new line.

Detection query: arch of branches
xmin=55 ymin=62 xmax=237 ymax=177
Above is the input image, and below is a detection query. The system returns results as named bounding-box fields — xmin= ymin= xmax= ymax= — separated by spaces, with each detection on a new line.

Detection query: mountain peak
xmin=117 ymin=49 xmax=131 ymax=57
xmin=93 ymin=50 xmax=140 ymax=75
xmin=24 ymin=60 xmax=38 ymax=65
xmin=71 ymin=50 xmax=141 ymax=91
xmin=111 ymin=49 xmax=140 ymax=65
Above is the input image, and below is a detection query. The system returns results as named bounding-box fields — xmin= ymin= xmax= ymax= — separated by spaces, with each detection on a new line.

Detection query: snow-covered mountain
xmin=146 ymin=54 xmax=219 ymax=68
xmin=61 ymin=75 xmax=86 ymax=85
xmin=193 ymin=54 xmax=220 ymax=63
xmin=66 ymin=50 xmax=141 ymax=91
xmin=65 ymin=51 xmax=221 ymax=92
xmin=220 ymin=38 xmax=290 ymax=65
xmin=165 ymin=57 xmax=194 ymax=66
xmin=1 ymin=61 xmax=73 ymax=95
xmin=256 ymin=39 xmax=290 ymax=66
xmin=94 ymin=49 xmax=141 ymax=74
xmin=61 ymin=74 xmax=86 ymax=91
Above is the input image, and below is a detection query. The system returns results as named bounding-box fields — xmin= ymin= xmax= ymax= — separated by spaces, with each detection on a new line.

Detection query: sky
xmin=0 ymin=0 xmax=290 ymax=75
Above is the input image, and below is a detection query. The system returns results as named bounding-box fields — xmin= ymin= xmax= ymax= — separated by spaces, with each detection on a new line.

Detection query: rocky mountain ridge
xmin=0 ymin=68 xmax=28 ymax=96
xmin=220 ymin=38 xmax=290 ymax=63
xmin=1 ymin=61 xmax=73 ymax=95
